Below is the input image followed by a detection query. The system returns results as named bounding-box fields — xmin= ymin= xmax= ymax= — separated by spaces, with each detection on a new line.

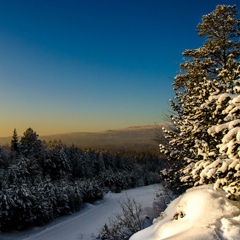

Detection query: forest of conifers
xmin=0 ymin=127 xmax=164 ymax=232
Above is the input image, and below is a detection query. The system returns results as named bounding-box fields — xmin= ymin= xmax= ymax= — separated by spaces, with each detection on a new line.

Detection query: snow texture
xmin=130 ymin=185 xmax=240 ymax=240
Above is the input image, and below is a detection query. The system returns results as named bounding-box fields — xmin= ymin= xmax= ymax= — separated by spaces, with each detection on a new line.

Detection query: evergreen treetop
xmin=11 ymin=128 xmax=19 ymax=153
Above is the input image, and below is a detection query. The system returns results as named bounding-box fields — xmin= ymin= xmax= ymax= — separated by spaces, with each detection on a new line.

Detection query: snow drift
xmin=130 ymin=185 xmax=240 ymax=240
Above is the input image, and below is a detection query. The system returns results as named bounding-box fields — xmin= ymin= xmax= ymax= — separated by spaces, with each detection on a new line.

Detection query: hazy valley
xmin=0 ymin=125 xmax=164 ymax=152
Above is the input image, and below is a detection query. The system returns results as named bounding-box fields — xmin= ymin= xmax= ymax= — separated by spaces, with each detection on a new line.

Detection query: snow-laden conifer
xmin=183 ymin=63 xmax=240 ymax=198
xmin=160 ymin=5 xmax=240 ymax=197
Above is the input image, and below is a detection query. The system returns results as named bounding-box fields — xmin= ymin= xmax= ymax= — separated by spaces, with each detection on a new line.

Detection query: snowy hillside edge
xmin=130 ymin=185 xmax=240 ymax=240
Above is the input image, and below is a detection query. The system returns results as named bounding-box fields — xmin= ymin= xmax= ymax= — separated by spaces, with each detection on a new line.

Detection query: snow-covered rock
xmin=130 ymin=185 xmax=240 ymax=240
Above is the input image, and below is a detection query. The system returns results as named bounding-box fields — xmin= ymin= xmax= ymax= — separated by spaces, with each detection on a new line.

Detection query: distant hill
xmin=0 ymin=125 xmax=165 ymax=152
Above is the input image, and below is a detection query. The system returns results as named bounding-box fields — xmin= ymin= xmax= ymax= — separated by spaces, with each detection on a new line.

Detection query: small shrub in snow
xmin=97 ymin=196 xmax=146 ymax=240
xmin=130 ymin=185 xmax=240 ymax=240
xmin=153 ymin=184 xmax=175 ymax=214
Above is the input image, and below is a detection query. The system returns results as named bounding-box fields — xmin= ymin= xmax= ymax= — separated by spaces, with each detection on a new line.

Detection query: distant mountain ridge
xmin=0 ymin=125 xmax=165 ymax=152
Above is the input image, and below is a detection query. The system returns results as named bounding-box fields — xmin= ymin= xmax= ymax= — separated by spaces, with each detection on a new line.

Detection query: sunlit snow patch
xmin=130 ymin=185 xmax=240 ymax=240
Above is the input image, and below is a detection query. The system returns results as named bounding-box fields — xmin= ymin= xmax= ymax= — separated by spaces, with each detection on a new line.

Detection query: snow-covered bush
xmin=153 ymin=184 xmax=175 ymax=214
xmin=97 ymin=196 xmax=146 ymax=240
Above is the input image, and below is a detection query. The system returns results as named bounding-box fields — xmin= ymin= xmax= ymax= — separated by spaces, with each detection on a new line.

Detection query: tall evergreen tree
xmin=160 ymin=5 xmax=240 ymax=194
xmin=19 ymin=128 xmax=43 ymax=158
xmin=11 ymin=128 xmax=19 ymax=153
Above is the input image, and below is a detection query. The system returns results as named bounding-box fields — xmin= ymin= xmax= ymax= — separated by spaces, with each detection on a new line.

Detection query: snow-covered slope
xmin=1 ymin=184 xmax=161 ymax=240
xmin=3 ymin=184 xmax=239 ymax=240
xmin=130 ymin=185 xmax=240 ymax=240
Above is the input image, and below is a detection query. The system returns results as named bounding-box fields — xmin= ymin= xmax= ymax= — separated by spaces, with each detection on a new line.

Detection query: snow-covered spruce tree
xmin=184 ymin=64 xmax=240 ymax=198
xmin=160 ymin=5 xmax=240 ymax=193
xmin=44 ymin=140 xmax=71 ymax=180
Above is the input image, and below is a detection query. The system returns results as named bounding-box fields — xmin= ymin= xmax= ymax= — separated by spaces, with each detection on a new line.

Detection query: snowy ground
xmin=3 ymin=184 xmax=239 ymax=240
xmin=130 ymin=185 xmax=240 ymax=240
xmin=1 ymin=184 xmax=162 ymax=240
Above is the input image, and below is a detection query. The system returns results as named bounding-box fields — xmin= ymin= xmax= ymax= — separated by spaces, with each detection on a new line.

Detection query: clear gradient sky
xmin=0 ymin=0 xmax=239 ymax=137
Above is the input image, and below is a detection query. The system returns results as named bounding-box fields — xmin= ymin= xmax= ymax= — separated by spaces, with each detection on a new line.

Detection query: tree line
xmin=0 ymin=128 xmax=163 ymax=232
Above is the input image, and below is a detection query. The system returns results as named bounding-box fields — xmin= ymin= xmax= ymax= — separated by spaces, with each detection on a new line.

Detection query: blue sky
xmin=0 ymin=0 xmax=239 ymax=136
